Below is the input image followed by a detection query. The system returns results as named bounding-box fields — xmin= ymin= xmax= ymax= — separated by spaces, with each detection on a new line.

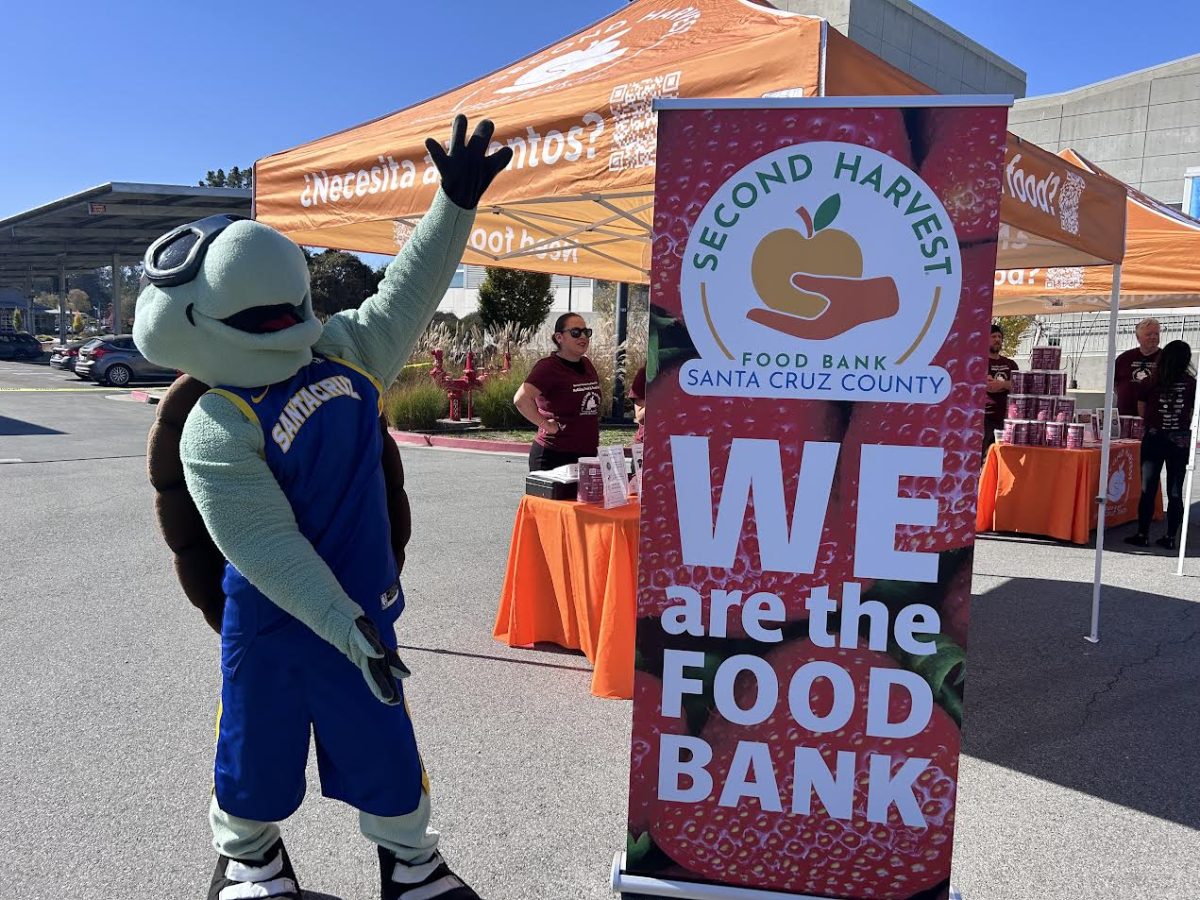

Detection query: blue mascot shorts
xmin=214 ymin=591 xmax=423 ymax=823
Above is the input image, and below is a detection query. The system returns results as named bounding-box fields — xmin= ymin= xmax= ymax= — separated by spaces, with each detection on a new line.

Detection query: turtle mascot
xmin=137 ymin=116 xmax=511 ymax=900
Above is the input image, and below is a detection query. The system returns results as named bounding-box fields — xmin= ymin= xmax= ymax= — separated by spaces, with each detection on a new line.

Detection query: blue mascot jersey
xmin=215 ymin=354 xmax=400 ymax=625
xmin=209 ymin=355 xmax=423 ymax=822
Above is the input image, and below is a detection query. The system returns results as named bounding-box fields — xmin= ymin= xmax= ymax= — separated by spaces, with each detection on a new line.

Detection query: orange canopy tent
xmin=995 ymin=149 xmax=1200 ymax=315
xmin=253 ymin=0 xmax=1125 ymax=279
xmin=995 ymin=150 xmax=1200 ymax=590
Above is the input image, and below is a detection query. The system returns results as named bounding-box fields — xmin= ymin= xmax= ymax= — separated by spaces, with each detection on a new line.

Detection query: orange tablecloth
xmin=493 ymin=494 xmax=640 ymax=700
xmin=976 ymin=440 xmax=1161 ymax=544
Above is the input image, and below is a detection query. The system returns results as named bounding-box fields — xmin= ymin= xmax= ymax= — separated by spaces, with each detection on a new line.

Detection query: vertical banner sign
xmin=621 ymin=99 xmax=1010 ymax=900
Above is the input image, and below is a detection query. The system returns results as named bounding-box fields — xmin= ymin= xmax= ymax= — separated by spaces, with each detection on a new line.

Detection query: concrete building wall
xmin=1010 ymin=55 xmax=1200 ymax=207
xmin=776 ymin=0 xmax=851 ymax=31
xmin=770 ymin=0 xmax=1027 ymax=98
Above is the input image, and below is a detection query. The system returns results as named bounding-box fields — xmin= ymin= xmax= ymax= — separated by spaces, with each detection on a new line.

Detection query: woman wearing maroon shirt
xmin=1125 ymin=340 xmax=1196 ymax=550
xmin=628 ymin=364 xmax=647 ymax=444
xmin=514 ymin=313 xmax=602 ymax=471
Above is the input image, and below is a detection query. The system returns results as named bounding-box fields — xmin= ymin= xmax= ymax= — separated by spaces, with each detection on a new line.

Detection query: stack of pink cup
xmin=576 ymin=458 xmax=604 ymax=504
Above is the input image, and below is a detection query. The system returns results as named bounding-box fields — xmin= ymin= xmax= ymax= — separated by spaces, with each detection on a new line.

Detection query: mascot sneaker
xmin=208 ymin=839 xmax=300 ymax=899
xmin=378 ymin=847 xmax=480 ymax=900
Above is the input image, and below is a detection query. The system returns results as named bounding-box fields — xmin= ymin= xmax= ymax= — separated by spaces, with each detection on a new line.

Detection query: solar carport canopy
xmin=0 ymin=182 xmax=251 ymax=286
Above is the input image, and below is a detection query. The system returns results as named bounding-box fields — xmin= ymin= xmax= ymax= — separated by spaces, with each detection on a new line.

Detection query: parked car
xmin=14 ymin=332 xmax=45 ymax=359
xmin=49 ymin=338 xmax=95 ymax=373
xmin=0 ymin=332 xmax=45 ymax=361
xmin=74 ymin=335 xmax=177 ymax=386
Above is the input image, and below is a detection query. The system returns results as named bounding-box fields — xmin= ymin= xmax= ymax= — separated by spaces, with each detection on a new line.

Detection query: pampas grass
xmin=473 ymin=365 xmax=536 ymax=429
xmin=401 ymin=301 xmax=649 ymax=424
xmin=384 ymin=381 xmax=448 ymax=431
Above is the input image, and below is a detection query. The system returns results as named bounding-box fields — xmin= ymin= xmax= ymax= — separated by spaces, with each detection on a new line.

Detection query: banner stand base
xmin=611 ymin=853 xmax=964 ymax=900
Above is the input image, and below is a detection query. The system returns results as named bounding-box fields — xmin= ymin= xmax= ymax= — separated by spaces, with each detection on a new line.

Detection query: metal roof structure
xmin=0 ymin=182 xmax=252 ymax=287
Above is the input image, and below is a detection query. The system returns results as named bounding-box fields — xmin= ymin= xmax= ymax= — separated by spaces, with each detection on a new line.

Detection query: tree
xmin=476 ymin=267 xmax=555 ymax=331
xmin=70 ymin=273 xmax=105 ymax=307
xmin=996 ymin=315 xmax=1035 ymax=358
xmin=200 ymin=166 xmax=254 ymax=189
xmin=96 ymin=264 xmax=143 ymax=302
xmin=96 ymin=264 xmax=144 ymax=331
xmin=429 ymin=310 xmax=484 ymax=333
xmin=304 ymin=249 xmax=384 ymax=318
xmin=12 ymin=309 xmax=22 ymax=332
xmin=66 ymin=288 xmax=91 ymax=314
xmin=71 ymin=312 xmax=84 ymax=333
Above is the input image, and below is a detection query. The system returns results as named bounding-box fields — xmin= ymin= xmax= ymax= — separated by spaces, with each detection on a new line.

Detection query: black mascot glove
xmin=353 ymin=616 xmax=410 ymax=706
xmin=425 ymin=115 xmax=513 ymax=210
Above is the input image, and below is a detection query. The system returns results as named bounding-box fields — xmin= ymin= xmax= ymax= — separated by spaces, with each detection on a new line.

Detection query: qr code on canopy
xmin=608 ymin=71 xmax=682 ymax=172
xmin=1058 ymin=172 xmax=1085 ymax=236
xmin=1046 ymin=266 xmax=1084 ymax=289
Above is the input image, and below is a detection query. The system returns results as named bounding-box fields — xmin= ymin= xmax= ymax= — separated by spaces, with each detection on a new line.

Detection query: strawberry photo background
xmin=627 ymin=102 xmax=1008 ymax=900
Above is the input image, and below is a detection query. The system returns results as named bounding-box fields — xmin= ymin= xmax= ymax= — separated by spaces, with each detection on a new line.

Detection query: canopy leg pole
xmin=1177 ymin=381 xmax=1200 ymax=576
xmin=1088 ymin=264 xmax=1122 ymax=644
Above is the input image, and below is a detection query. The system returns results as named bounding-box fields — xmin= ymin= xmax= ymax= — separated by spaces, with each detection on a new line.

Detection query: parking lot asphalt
xmin=1 ymin=358 xmax=1197 ymax=900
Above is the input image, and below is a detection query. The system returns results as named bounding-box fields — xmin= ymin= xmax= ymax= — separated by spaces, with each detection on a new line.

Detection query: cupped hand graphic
xmin=747 ymin=271 xmax=900 ymax=340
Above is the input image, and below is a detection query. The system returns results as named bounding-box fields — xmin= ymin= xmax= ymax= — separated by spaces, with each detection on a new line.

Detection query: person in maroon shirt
xmin=1125 ymin=340 xmax=1196 ymax=550
xmin=983 ymin=324 xmax=1019 ymax=459
xmin=513 ymin=313 xmax=602 ymax=471
xmin=1114 ymin=317 xmax=1162 ymax=416
xmin=628 ymin=364 xmax=647 ymax=445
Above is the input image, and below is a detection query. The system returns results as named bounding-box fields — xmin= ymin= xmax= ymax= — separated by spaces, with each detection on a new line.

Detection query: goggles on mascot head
xmin=142 ymin=214 xmax=248 ymax=287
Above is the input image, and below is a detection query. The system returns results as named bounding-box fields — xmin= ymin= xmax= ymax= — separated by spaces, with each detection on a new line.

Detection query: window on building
xmin=1184 ymin=168 xmax=1200 ymax=218
xmin=449 ymin=267 xmax=465 ymax=288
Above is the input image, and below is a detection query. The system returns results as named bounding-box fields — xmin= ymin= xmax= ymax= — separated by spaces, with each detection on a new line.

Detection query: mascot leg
xmin=362 ymin=791 xmax=481 ymax=900
xmin=207 ymin=795 xmax=300 ymax=899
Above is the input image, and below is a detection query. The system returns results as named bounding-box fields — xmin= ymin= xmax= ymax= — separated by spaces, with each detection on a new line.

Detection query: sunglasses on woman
xmin=559 ymin=327 xmax=593 ymax=339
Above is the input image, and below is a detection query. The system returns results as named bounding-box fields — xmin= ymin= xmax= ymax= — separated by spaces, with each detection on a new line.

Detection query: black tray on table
xmin=525 ymin=473 xmax=578 ymax=500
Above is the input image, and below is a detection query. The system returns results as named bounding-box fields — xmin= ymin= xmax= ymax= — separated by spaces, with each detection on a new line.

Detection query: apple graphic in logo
xmin=747 ymin=193 xmax=900 ymax=341
xmin=751 ymin=194 xmax=862 ymax=320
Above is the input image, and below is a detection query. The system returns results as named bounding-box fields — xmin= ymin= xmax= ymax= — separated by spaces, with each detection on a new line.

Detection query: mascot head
xmin=134 ymin=215 xmax=322 ymax=388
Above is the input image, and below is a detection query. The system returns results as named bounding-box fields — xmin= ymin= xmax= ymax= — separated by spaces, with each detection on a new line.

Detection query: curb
xmin=389 ymin=429 xmax=530 ymax=454
xmin=130 ymin=390 xmax=162 ymax=404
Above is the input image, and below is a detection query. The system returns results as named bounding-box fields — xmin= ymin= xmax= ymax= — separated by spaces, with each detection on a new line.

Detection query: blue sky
xmin=1 ymin=0 xmax=1196 ymax=220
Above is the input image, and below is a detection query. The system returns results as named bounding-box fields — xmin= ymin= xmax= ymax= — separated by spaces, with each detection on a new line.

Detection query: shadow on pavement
xmin=398 ymin=641 xmax=592 ymax=672
xmin=963 ymin=573 xmax=1200 ymax=830
xmin=0 ymin=415 xmax=63 ymax=436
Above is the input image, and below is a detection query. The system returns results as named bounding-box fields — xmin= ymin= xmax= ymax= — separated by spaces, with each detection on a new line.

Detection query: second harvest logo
xmin=678 ymin=141 xmax=963 ymax=404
